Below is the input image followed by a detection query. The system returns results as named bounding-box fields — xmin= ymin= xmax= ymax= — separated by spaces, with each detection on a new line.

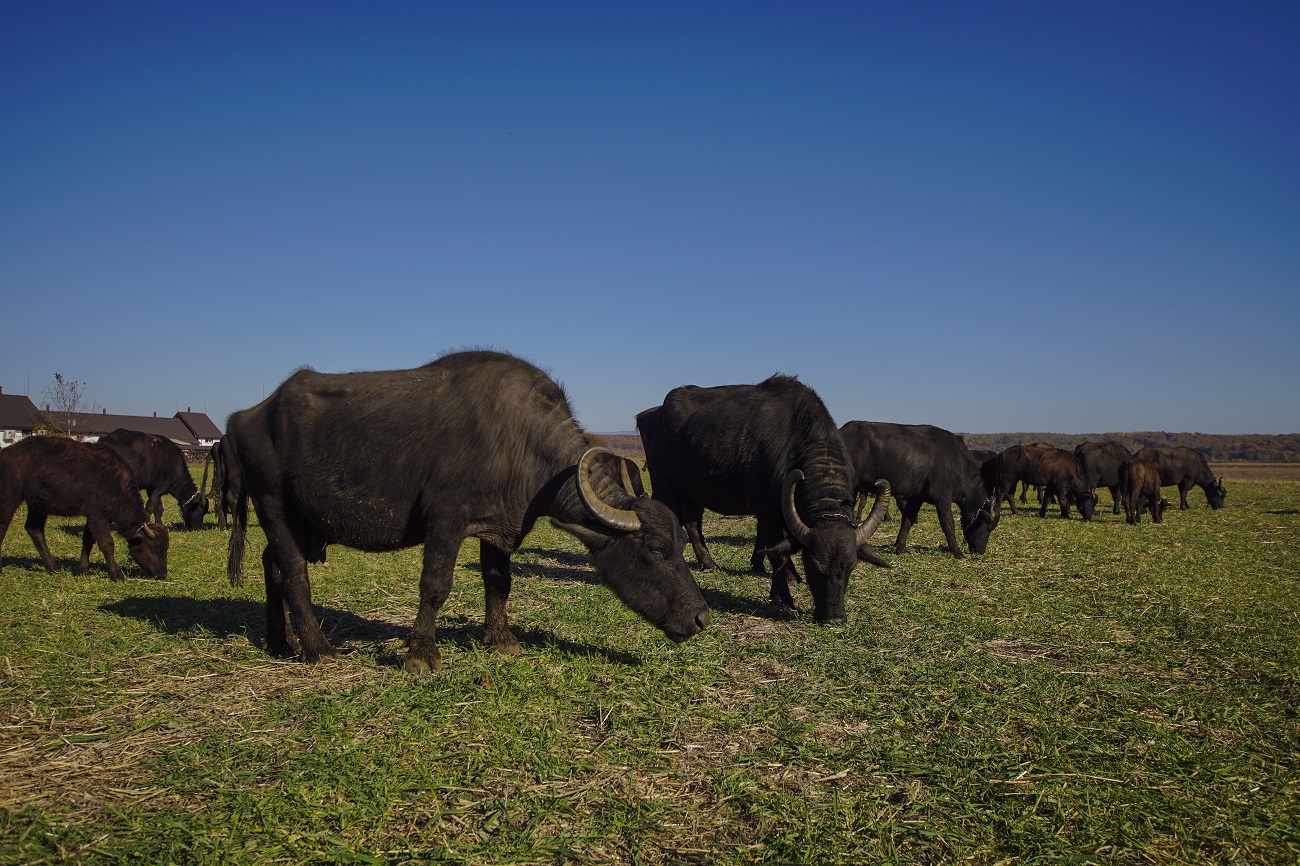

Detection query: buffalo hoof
xmin=485 ymin=629 xmax=521 ymax=656
xmin=301 ymin=646 xmax=343 ymax=664
xmin=401 ymin=651 xmax=442 ymax=674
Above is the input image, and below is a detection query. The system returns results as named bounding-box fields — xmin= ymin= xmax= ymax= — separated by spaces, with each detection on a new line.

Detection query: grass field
xmin=1 ymin=467 xmax=1297 ymax=864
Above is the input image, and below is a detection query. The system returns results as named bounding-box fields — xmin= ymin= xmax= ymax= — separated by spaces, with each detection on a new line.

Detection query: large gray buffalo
xmin=224 ymin=351 xmax=710 ymax=671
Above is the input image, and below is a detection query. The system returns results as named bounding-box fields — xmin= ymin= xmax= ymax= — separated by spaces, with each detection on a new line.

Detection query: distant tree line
xmin=603 ymin=432 xmax=1300 ymax=463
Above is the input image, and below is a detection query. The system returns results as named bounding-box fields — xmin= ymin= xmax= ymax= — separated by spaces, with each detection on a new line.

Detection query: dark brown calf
xmin=1119 ymin=457 xmax=1166 ymax=525
xmin=0 ymin=436 xmax=169 ymax=580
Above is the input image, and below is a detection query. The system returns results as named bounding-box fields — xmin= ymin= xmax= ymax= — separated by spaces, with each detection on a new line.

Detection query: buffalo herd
xmin=0 ymin=351 xmax=1228 ymax=669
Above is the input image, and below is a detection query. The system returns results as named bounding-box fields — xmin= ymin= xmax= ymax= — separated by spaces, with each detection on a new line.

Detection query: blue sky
xmin=3 ymin=1 xmax=1297 ymax=435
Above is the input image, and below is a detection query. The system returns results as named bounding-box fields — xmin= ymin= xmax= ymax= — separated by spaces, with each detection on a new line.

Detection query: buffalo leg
xmin=79 ymin=525 xmax=96 ymax=573
xmin=1109 ymin=485 xmax=1122 ymax=514
xmin=480 ymin=540 xmax=520 ymax=656
xmin=0 ymin=497 xmax=15 ymax=572
xmin=261 ymin=545 xmax=293 ymax=656
xmin=24 ymin=510 xmax=59 ymax=572
xmin=681 ymin=504 xmax=717 ymax=570
xmin=403 ymin=534 xmax=461 ymax=673
xmin=768 ymin=554 xmax=799 ymax=610
xmin=934 ymin=500 xmax=965 ymax=558
xmin=80 ymin=516 xmax=125 ymax=580
xmin=751 ymin=517 xmax=786 ymax=576
xmin=892 ymin=497 xmax=924 ymax=554
xmin=1178 ymin=482 xmax=1191 ymax=509
xmin=146 ymin=489 xmax=164 ymax=524
xmin=259 ymin=507 xmax=337 ymax=663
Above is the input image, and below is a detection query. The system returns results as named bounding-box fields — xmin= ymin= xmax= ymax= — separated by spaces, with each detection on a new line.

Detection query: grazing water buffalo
xmin=1074 ymin=441 xmax=1132 ymax=515
xmin=996 ymin=444 xmax=1097 ymax=519
xmin=95 ymin=429 xmax=208 ymax=529
xmin=1132 ymin=446 xmax=1226 ymax=509
xmin=0 ymin=436 xmax=169 ymax=580
xmin=225 ymin=351 xmax=709 ymax=671
xmin=839 ymin=422 xmax=998 ymax=558
xmin=1119 ymin=457 xmax=1167 ymax=524
xmin=206 ymin=438 xmax=241 ymax=531
xmin=637 ymin=375 xmax=890 ymax=623
xmin=967 ymin=448 xmax=1004 ymax=509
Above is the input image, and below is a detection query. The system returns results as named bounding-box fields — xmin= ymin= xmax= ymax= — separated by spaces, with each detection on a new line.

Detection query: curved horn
xmin=855 ymin=479 xmax=891 ymax=547
xmin=576 ymin=448 xmax=642 ymax=532
xmin=139 ymin=523 xmax=155 ymax=539
xmin=781 ymin=470 xmax=814 ymax=548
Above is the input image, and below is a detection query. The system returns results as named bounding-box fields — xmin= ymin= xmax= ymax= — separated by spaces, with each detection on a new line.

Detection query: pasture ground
xmin=1 ymin=466 xmax=1297 ymax=864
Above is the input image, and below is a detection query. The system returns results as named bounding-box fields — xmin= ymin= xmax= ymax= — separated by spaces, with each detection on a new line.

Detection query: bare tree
xmin=37 ymin=373 xmax=102 ymax=438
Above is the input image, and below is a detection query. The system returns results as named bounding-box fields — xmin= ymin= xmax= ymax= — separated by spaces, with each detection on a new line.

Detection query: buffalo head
xmin=126 ymin=522 xmax=170 ymax=578
xmin=1208 ymin=478 xmax=1227 ymax=510
xmin=180 ymin=490 xmax=209 ymax=530
xmin=960 ymin=497 xmax=999 ymax=554
xmin=1075 ymin=488 xmax=1098 ymax=521
xmin=775 ymin=471 xmax=890 ymax=624
xmin=553 ymin=448 xmax=709 ymax=643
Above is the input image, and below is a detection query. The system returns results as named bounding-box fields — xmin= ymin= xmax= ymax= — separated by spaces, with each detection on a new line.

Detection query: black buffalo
xmin=95 ymin=428 xmax=208 ymax=529
xmin=0 ymin=436 xmax=169 ymax=581
xmin=839 ymin=422 xmax=998 ymax=558
xmin=996 ymin=444 xmax=1097 ymax=520
xmin=1119 ymin=457 xmax=1167 ymax=524
xmin=1074 ymin=441 xmax=1132 ymax=515
xmin=1132 ymin=446 xmax=1226 ymax=509
xmin=224 ymin=351 xmax=709 ymax=671
xmin=636 ymin=375 xmax=890 ymax=624
xmin=967 ymin=448 xmax=1005 ymax=509
xmin=206 ymin=437 xmax=241 ymax=531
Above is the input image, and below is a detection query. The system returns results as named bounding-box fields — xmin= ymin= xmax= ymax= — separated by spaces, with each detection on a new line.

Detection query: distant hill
xmin=595 ymin=431 xmax=1300 ymax=463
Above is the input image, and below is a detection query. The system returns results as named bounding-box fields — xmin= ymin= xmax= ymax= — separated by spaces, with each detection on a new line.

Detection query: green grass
xmin=1 ymin=472 xmax=1298 ymax=864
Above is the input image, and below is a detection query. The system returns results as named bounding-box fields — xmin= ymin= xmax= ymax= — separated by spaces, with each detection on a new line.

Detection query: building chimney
xmin=103 ymin=409 xmax=107 ymax=415
xmin=153 ymin=412 xmax=157 ymax=418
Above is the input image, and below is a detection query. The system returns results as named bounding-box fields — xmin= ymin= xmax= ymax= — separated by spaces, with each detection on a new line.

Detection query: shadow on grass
xmin=100 ymin=595 xmax=643 ymax=668
xmin=1 ymin=553 xmax=162 ymax=580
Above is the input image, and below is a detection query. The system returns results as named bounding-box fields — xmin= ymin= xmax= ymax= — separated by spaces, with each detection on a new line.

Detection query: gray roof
xmin=0 ymin=393 xmax=40 ymax=430
xmin=177 ymin=411 xmax=223 ymax=440
xmin=68 ymin=413 xmax=200 ymax=445
xmin=1 ymin=391 xmax=221 ymax=446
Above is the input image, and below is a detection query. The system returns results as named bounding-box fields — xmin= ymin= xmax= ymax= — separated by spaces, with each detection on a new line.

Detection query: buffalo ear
xmin=857 ymin=546 xmax=892 ymax=569
xmin=550 ymin=518 xmax=610 ymax=551
xmin=759 ymin=538 xmax=796 ymax=558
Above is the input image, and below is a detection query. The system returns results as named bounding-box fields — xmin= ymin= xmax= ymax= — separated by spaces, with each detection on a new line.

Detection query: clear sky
xmin=3 ymin=1 xmax=1297 ymax=435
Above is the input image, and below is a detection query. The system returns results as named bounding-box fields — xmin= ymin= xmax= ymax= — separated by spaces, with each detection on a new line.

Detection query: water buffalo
xmin=224 ymin=351 xmax=709 ymax=671
xmin=1119 ymin=457 xmax=1167 ymax=524
xmin=1132 ymin=446 xmax=1226 ymax=509
xmin=206 ymin=438 xmax=241 ymax=531
xmin=636 ymin=375 xmax=890 ymax=624
xmin=996 ymin=444 xmax=1097 ymax=519
xmin=0 ymin=436 xmax=169 ymax=580
xmin=839 ymin=422 xmax=998 ymax=557
xmin=95 ymin=428 xmax=208 ymax=529
xmin=1074 ymin=441 xmax=1132 ymax=515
